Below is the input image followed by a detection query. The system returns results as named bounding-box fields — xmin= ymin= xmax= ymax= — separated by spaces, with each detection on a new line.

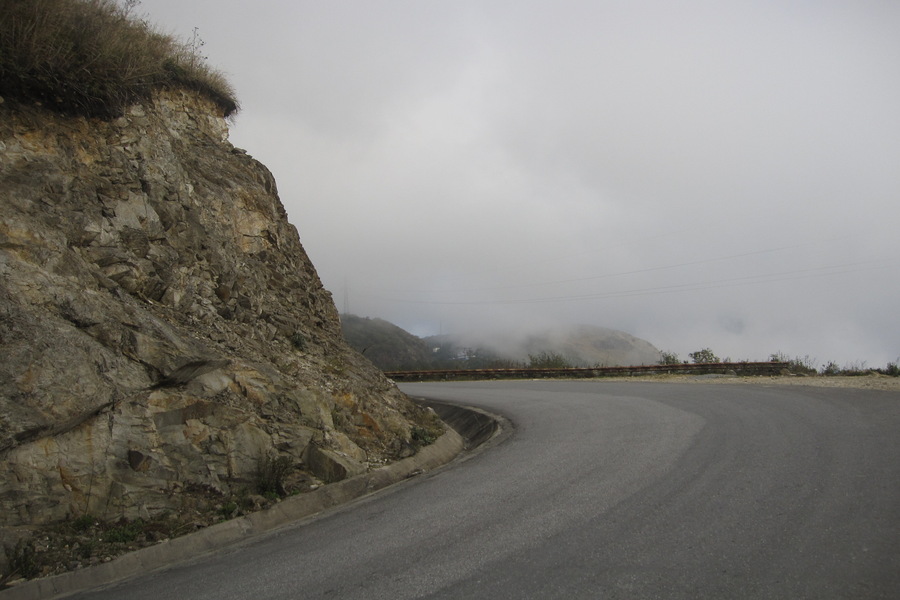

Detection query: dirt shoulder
xmin=608 ymin=373 xmax=900 ymax=393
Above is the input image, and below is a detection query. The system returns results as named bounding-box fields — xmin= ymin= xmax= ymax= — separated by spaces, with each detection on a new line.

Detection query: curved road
xmin=70 ymin=381 xmax=899 ymax=599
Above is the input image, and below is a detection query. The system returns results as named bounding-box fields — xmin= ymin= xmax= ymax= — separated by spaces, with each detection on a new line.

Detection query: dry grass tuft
xmin=0 ymin=0 xmax=238 ymax=118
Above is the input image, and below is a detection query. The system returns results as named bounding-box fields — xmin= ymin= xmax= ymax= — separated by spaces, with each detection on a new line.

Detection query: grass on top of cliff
xmin=0 ymin=0 xmax=238 ymax=119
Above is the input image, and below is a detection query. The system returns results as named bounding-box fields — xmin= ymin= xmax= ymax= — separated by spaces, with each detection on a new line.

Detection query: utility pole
xmin=342 ymin=277 xmax=350 ymax=315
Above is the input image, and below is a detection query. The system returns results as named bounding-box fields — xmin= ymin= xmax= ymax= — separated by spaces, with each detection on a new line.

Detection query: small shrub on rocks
xmin=70 ymin=514 xmax=96 ymax=532
xmin=104 ymin=520 xmax=144 ymax=544
xmin=5 ymin=539 xmax=39 ymax=581
xmin=411 ymin=426 xmax=437 ymax=446
xmin=255 ymin=453 xmax=293 ymax=497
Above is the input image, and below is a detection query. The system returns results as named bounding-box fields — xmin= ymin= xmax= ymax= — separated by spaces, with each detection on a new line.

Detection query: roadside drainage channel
xmin=419 ymin=398 xmax=507 ymax=451
xmin=1 ymin=401 xmax=504 ymax=600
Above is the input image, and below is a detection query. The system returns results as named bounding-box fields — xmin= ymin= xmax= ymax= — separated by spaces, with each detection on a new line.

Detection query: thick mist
xmin=142 ymin=0 xmax=900 ymax=367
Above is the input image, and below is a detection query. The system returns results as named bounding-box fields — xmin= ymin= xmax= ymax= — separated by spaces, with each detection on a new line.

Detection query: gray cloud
xmin=141 ymin=0 xmax=900 ymax=367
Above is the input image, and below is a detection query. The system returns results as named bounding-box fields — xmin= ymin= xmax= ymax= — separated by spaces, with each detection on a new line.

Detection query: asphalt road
xmin=69 ymin=380 xmax=900 ymax=599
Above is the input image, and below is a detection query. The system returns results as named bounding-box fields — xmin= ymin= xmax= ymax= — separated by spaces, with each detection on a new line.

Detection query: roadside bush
xmin=839 ymin=361 xmax=870 ymax=376
xmin=821 ymin=361 xmax=840 ymax=376
xmin=688 ymin=348 xmax=720 ymax=364
xmin=527 ymin=351 xmax=572 ymax=369
xmin=0 ymin=0 xmax=238 ymax=118
xmin=658 ymin=351 xmax=681 ymax=365
xmin=819 ymin=360 xmax=892 ymax=377
xmin=411 ymin=426 xmax=437 ymax=446
xmin=769 ymin=352 xmax=817 ymax=375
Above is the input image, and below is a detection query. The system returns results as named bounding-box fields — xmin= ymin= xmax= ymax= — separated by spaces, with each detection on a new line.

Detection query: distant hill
xmin=514 ymin=324 xmax=662 ymax=367
xmin=342 ymin=315 xmax=661 ymax=370
xmin=340 ymin=314 xmax=433 ymax=370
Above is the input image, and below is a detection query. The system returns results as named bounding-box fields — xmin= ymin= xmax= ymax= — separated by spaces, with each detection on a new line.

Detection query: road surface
xmin=68 ymin=380 xmax=900 ymax=599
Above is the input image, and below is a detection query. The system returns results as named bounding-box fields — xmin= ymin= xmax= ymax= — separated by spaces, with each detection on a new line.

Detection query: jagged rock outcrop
xmin=0 ymin=91 xmax=439 ymax=529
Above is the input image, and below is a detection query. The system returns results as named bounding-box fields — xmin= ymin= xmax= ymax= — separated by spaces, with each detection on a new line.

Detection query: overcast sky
xmin=140 ymin=0 xmax=899 ymax=367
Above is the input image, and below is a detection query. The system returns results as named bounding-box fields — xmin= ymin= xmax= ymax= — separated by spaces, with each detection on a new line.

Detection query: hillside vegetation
xmin=0 ymin=0 xmax=238 ymax=118
xmin=340 ymin=315 xmax=434 ymax=371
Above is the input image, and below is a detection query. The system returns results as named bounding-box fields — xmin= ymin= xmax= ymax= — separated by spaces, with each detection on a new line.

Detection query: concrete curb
xmin=1 ymin=417 xmax=476 ymax=600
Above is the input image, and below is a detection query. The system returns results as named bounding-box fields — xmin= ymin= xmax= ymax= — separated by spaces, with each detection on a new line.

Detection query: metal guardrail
xmin=385 ymin=362 xmax=790 ymax=382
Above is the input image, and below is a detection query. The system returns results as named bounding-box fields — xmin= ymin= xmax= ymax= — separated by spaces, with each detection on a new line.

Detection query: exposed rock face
xmin=0 ymin=91 xmax=435 ymax=528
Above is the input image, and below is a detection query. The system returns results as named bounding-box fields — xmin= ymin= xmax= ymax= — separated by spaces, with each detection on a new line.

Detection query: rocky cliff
xmin=0 ymin=90 xmax=439 ymax=530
